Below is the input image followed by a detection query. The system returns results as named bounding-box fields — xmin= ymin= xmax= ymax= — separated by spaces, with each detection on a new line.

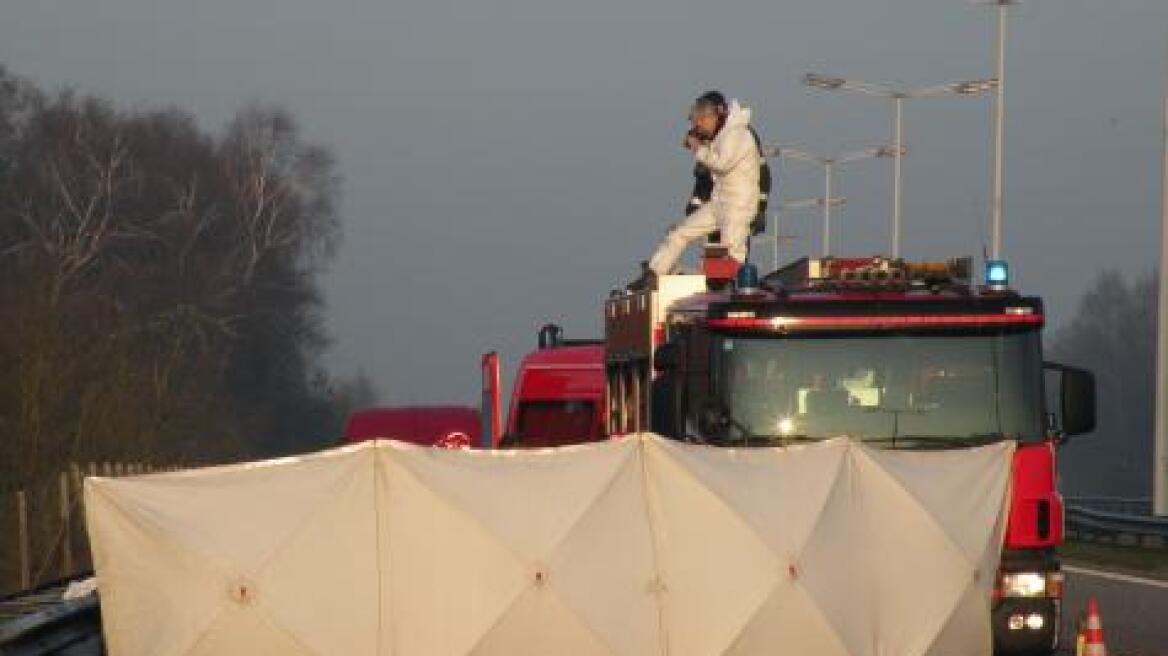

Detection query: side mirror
xmin=653 ymin=342 xmax=679 ymax=373
xmin=1044 ymin=362 xmax=1096 ymax=437
xmin=1061 ymin=366 xmax=1096 ymax=436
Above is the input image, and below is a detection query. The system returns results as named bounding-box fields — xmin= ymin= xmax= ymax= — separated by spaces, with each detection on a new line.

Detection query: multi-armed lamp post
xmin=802 ymin=74 xmax=997 ymax=258
xmin=757 ymin=197 xmax=844 ymax=270
xmin=763 ymin=145 xmax=894 ymax=258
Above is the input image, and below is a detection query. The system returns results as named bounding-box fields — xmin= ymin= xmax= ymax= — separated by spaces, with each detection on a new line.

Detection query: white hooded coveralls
xmin=648 ymin=99 xmax=761 ymax=274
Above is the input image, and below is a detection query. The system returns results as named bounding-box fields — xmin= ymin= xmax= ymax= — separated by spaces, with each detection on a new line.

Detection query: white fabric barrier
xmin=85 ymin=435 xmax=1013 ymax=656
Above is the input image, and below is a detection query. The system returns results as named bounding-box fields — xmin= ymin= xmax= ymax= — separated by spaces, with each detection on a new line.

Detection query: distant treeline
xmin=0 ymin=65 xmax=373 ymax=486
xmin=1051 ymin=270 xmax=1159 ymax=497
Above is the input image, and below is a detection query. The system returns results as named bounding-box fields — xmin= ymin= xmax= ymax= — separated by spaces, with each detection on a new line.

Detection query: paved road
xmin=1061 ymin=566 xmax=1168 ymax=655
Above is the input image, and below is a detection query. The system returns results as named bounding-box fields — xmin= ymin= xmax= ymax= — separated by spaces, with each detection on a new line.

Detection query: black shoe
xmin=626 ymin=262 xmax=658 ymax=292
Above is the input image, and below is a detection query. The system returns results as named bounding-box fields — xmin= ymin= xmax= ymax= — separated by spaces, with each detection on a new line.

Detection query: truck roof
xmin=343 ymin=406 xmax=480 ymax=447
xmin=669 ymin=256 xmax=1045 ymax=333
xmin=518 ymin=342 xmax=605 ymax=367
xmin=513 ymin=344 xmax=605 ymax=399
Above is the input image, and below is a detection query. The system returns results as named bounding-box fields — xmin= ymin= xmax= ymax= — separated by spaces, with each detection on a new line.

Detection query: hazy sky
xmin=3 ymin=0 xmax=1166 ymax=405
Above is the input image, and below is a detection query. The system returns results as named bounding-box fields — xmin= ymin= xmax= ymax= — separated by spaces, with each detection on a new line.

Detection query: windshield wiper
xmin=699 ymin=402 xmax=775 ymax=447
xmin=860 ymin=434 xmax=1003 ymax=449
xmin=715 ymin=418 xmax=823 ymax=447
xmin=771 ymin=434 xmax=823 ymax=446
xmin=699 ymin=402 xmax=830 ymax=447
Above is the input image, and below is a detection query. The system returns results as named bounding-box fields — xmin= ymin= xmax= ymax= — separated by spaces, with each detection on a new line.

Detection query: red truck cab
xmin=500 ymin=325 xmax=606 ymax=448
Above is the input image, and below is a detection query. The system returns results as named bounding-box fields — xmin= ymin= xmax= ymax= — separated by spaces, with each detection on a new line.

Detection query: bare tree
xmin=0 ymin=78 xmax=346 ymax=487
xmin=10 ymin=99 xmax=144 ymax=302
xmin=220 ymin=106 xmax=338 ymax=287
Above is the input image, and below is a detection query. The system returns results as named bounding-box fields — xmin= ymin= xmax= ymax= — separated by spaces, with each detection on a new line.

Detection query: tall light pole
xmin=803 ymin=73 xmax=997 ymax=258
xmin=980 ymin=0 xmax=1017 ymax=260
xmin=764 ymin=145 xmax=892 ymax=256
xmin=1155 ymin=57 xmax=1168 ymax=517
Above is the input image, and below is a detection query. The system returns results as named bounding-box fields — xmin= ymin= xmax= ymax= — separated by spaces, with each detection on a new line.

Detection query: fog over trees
xmin=0 ymin=65 xmax=372 ymax=487
xmin=1051 ymin=270 xmax=1159 ymax=498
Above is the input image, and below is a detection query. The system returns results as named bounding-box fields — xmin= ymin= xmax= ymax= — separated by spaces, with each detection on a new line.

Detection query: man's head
xmin=689 ymin=90 xmax=727 ymax=139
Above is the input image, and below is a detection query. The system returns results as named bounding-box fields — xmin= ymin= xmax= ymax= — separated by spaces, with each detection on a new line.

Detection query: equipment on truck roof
xmin=766 ymin=255 xmax=974 ymax=290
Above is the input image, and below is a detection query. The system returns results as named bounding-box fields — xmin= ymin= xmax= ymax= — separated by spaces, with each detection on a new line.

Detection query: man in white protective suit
xmin=629 ymin=91 xmax=763 ymax=291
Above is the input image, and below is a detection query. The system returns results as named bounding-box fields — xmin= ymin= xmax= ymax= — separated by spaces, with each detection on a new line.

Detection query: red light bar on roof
xmin=706 ymin=313 xmax=1043 ymax=332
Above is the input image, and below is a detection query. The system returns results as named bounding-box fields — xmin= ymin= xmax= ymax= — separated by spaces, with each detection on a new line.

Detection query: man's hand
xmin=684 ymin=132 xmax=703 ymax=151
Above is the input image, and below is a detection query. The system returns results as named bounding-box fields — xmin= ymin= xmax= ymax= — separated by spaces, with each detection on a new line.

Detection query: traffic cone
xmin=1082 ymin=597 xmax=1107 ymax=656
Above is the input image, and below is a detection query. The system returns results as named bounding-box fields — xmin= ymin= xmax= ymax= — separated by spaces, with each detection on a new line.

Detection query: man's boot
xmin=625 ymin=261 xmax=658 ymax=292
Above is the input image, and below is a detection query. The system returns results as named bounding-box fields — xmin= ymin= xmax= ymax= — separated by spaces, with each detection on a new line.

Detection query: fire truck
xmin=484 ymin=252 xmax=1094 ymax=654
xmin=595 ymin=254 xmax=1095 ymax=656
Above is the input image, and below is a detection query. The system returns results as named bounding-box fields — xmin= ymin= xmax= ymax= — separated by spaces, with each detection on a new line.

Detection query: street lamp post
xmin=803 ymin=73 xmax=997 ymax=258
xmin=1155 ymin=58 xmax=1168 ymax=517
xmin=758 ymin=199 xmax=811 ymax=272
xmin=976 ymin=0 xmax=1018 ymax=260
xmin=765 ymin=197 xmax=844 ymax=266
xmin=893 ymin=97 xmax=904 ymax=254
xmin=765 ymin=145 xmax=893 ymax=257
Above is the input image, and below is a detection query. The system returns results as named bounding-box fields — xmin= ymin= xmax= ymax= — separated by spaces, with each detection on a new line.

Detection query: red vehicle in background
xmin=343 ymin=406 xmax=480 ymax=448
xmin=341 ymin=325 xmax=605 ymax=451
xmin=497 ymin=325 xmax=606 ymax=448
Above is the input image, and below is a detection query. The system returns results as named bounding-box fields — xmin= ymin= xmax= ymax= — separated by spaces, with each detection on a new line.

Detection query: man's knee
xmin=721 ymin=219 xmax=750 ymax=244
xmin=661 ymin=225 xmax=691 ymax=249
xmin=721 ymin=220 xmax=752 ymax=261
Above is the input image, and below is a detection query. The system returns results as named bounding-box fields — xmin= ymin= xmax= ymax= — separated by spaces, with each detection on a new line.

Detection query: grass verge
xmin=1059 ymin=540 xmax=1168 ymax=580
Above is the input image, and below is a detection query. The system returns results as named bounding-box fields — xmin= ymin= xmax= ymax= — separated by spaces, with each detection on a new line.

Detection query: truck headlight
xmin=999 ymin=571 xmax=1062 ymax=598
xmin=1001 ymin=572 xmax=1045 ymax=597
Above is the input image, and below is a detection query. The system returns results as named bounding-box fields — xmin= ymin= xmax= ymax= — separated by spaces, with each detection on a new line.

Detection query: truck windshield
xmin=712 ymin=331 xmax=1045 ymax=446
xmin=514 ymin=400 xmax=598 ymax=447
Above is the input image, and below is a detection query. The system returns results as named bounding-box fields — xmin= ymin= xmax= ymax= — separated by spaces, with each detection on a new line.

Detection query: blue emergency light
xmin=985 ymin=260 xmax=1009 ymax=286
xmin=736 ymin=263 xmax=761 ymax=291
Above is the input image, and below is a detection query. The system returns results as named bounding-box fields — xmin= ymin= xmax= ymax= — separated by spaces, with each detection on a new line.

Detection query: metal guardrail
xmin=1064 ymin=496 xmax=1153 ymax=515
xmin=0 ymin=577 xmax=102 ymax=655
xmin=1064 ymin=497 xmax=1168 ymax=543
